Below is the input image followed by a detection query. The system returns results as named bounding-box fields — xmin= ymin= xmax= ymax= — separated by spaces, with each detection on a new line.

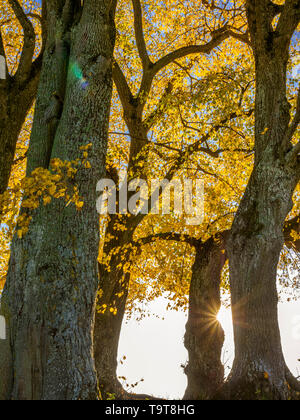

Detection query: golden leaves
xmin=261 ymin=127 xmax=269 ymax=135
xmin=0 ymin=143 xmax=94 ymax=290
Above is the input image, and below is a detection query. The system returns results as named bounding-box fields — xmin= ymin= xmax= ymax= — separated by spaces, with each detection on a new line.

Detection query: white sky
xmin=118 ymin=298 xmax=300 ymax=399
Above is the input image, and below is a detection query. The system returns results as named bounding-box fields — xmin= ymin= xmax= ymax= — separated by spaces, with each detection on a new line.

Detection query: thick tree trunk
xmin=226 ymin=163 xmax=299 ymax=400
xmin=0 ymin=0 xmax=115 ymax=400
xmin=184 ymin=235 xmax=227 ymax=400
xmin=224 ymin=2 xmax=300 ymax=399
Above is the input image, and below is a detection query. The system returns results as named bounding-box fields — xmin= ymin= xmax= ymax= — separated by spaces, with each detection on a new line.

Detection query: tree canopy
xmin=0 ymin=0 xmax=299 ymax=401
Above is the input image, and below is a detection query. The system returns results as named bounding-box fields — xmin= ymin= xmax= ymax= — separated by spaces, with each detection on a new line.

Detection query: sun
xmin=217 ymin=306 xmax=230 ymax=326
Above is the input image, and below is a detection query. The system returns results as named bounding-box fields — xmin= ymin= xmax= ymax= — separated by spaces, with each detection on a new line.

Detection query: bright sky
xmin=118 ymin=298 xmax=300 ymax=399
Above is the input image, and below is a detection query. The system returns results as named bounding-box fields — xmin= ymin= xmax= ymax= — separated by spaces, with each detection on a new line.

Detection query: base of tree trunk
xmin=99 ymin=378 xmax=160 ymax=400
xmin=183 ymin=236 xmax=227 ymax=400
xmin=94 ymin=268 xmax=129 ymax=400
xmin=215 ymin=365 xmax=300 ymax=400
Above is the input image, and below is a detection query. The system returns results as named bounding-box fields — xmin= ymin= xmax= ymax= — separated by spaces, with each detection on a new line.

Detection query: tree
xmin=0 ymin=0 xmax=116 ymax=400
xmin=1 ymin=0 xmax=299 ymax=402
xmin=133 ymin=211 xmax=299 ymax=400
xmin=224 ymin=0 xmax=300 ymax=400
xmin=93 ymin=0 xmax=250 ymax=398
xmin=0 ymin=0 xmax=44 ymax=202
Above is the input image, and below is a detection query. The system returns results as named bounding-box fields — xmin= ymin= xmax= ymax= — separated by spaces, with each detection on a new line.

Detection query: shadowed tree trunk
xmin=0 ymin=0 xmax=115 ymax=400
xmin=95 ymin=268 xmax=130 ymax=399
xmin=98 ymin=228 xmax=229 ymax=400
xmin=223 ymin=0 xmax=300 ymax=400
xmin=184 ymin=233 xmax=228 ymax=400
xmin=0 ymin=0 xmax=44 ymax=211
xmin=226 ymin=167 xmax=299 ymax=400
xmin=184 ymin=218 xmax=299 ymax=401
xmin=94 ymin=118 xmax=149 ymax=399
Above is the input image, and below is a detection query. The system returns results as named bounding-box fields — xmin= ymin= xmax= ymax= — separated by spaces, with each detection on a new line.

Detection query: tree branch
xmin=284 ymin=214 xmax=300 ymax=252
xmin=26 ymin=12 xmax=42 ymax=25
xmin=269 ymin=1 xmax=284 ymax=17
xmin=112 ymin=60 xmax=134 ymax=111
xmin=286 ymin=87 xmax=300 ymax=160
xmin=143 ymin=81 xmax=174 ymax=130
xmin=183 ymin=110 xmax=253 ymax=156
xmin=276 ymin=0 xmax=300 ymax=51
xmin=152 ymin=26 xmax=230 ymax=76
xmin=136 ymin=214 xmax=300 ymax=256
xmin=135 ymin=232 xmax=199 ymax=248
xmin=8 ymin=0 xmax=36 ymax=84
xmin=227 ymin=29 xmax=251 ymax=46
xmin=137 ymin=25 xmax=239 ymax=115
xmin=13 ymin=151 xmax=27 ymax=165
xmin=132 ymin=0 xmax=151 ymax=69
xmin=159 ymin=109 xmax=253 ymax=183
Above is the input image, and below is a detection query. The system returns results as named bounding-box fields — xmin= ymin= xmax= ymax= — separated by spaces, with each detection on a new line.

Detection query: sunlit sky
xmin=118 ymin=297 xmax=300 ymax=399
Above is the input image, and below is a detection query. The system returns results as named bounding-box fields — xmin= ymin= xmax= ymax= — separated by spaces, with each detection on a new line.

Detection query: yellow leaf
xmin=43 ymin=196 xmax=52 ymax=206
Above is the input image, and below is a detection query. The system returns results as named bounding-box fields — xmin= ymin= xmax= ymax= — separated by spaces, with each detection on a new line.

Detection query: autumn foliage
xmin=0 ymin=0 xmax=300 ymax=401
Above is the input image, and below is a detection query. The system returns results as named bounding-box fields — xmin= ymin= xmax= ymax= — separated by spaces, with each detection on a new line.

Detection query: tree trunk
xmin=0 ymin=62 xmax=41 ymax=212
xmin=0 ymin=0 xmax=115 ymax=400
xmin=224 ymin=1 xmax=300 ymax=400
xmin=184 ymin=234 xmax=227 ymax=400
xmin=0 ymin=6 xmax=42 ymax=205
xmin=226 ymin=162 xmax=299 ymax=400
xmin=95 ymin=205 xmax=147 ymax=398
xmin=94 ymin=118 xmax=149 ymax=398
xmin=0 ymin=121 xmax=24 ymax=195
xmin=94 ymin=217 xmax=132 ymax=399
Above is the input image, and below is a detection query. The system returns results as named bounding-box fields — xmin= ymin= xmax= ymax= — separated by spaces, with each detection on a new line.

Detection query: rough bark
xmin=223 ymin=0 xmax=300 ymax=400
xmin=184 ymin=233 xmax=228 ymax=400
xmin=183 ymin=218 xmax=299 ymax=401
xmin=225 ymin=164 xmax=299 ymax=400
xmin=0 ymin=0 xmax=115 ymax=400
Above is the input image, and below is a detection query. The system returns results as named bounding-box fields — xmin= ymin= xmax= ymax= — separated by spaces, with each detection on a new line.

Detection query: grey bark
xmin=0 ymin=0 xmax=115 ymax=400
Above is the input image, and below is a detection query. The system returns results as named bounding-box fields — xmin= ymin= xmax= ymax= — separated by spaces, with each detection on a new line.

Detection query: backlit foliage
xmin=1 ymin=0 xmax=299 ymax=314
